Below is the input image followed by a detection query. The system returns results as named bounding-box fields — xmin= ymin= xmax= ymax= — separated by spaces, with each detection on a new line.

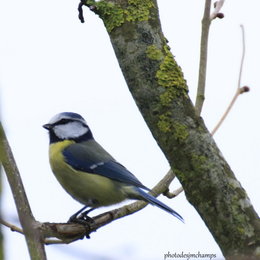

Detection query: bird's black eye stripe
xmin=59 ymin=119 xmax=72 ymax=125
xmin=52 ymin=118 xmax=74 ymax=126
xmin=53 ymin=118 xmax=86 ymax=127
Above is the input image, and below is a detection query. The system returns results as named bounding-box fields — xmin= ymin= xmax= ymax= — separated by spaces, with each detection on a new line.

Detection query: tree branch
xmin=0 ymin=219 xmax=24 ymax=235
xmin=195 ymin=0 xmax=212 ymax=115
xmin=238 ymin=24 xmax=245 ymax=89
xmin=163 ymin=186 xmax=183 ymax=199
xmin=0 ymin=123 xmax=47 ymax=260
xmin=1 ymin=169 xmax=176 ymax=244
xmin=211 ymin=24 xmax=249 ymax=135
xmin=82 ymin=1 xmax=260 ymax=258
xmin=1 ymin=166 xmax=176 ymax=245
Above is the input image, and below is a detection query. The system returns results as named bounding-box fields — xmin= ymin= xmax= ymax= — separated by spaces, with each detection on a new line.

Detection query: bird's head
xmin=43 ymin=112 xmax=93 ymax=143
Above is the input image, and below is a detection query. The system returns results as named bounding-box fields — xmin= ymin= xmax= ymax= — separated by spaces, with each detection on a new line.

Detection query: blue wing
xmin=63 ymin=140 xmax=149 ymax=191
xmin=63 ymin=140 xmax=184 ymax=222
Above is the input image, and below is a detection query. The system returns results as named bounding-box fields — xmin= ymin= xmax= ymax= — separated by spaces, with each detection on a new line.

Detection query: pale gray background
xmin=0 ymin=0 xmax=259 ymax=259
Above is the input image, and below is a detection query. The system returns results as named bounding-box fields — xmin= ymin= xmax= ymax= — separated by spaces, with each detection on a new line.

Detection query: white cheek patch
xmin=53 ymin=122 xmax=89 ymax=139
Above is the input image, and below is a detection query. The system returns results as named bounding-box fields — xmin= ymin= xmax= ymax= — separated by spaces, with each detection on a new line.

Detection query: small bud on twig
xmin=210 ymin=0 xmax=225 ymax=20
xmin=216 ymin=13 xmax=224 ymax=19
xmin=239 ymin=86 xmax=250 ymax=94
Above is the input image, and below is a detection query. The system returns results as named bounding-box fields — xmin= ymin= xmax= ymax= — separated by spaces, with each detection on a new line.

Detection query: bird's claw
xmin=68 ymin=212 xmax=95 ymax=239
xmin=68 ymin=213 xmax=94 ymax=224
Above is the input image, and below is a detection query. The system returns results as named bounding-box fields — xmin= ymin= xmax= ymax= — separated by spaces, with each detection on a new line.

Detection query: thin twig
xmin=211 ymin=25 xmax=249 ymax=136
xmin=195 ymin=0 xmax=212 ymax=115
xmin=44 ymin=239 xmax=68 ymax=245
xmin=164 ymin=186 xmax=184 ymax=199
xmin=0 ymin=218 xmax=24 ymax=235
xmin=211 ymin=87 xmax=249 ymax=135
xmin=238 ymin=25 xmax=245 ymax=89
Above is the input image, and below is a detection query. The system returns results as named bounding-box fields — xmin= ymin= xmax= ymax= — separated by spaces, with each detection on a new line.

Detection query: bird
xmin=43 ymin=112 xmax=183 ymax=222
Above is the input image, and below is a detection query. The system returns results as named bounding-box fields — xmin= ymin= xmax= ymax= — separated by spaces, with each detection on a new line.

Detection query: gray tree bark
xmin=84 ymin=0 xmax=260 ymax=259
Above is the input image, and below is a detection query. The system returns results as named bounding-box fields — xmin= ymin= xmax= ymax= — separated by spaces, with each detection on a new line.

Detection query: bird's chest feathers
xmin=49 ymin=140 xmax=83 ymax=188
xmin=48 ymin=140 xmax=125 ymax=206
xmin=49 ymin=140 xmax=75 ymax=173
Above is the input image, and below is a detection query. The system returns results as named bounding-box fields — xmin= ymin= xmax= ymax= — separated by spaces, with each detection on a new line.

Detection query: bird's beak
xmin=43 ymin=123 xmax=52 ymax=130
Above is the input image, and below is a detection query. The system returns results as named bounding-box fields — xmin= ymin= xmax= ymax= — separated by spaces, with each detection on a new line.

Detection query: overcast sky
xmin=0 ymin=0 xmax=259 ymax=259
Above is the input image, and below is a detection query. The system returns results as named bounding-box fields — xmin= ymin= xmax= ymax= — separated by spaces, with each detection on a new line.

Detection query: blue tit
xmin=43 ymin=112 xmax=183 ymax=222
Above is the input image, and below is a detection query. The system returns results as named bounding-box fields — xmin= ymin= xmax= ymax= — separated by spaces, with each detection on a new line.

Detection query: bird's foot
xmin=68 ymin=210 xmax=95 ymax=239
xmin=79 ymin=211 xmax=95 ymax=223
xmin=68 ymin=213 xmax=94 ymax=225
xmin=68 ymin=208 xmax=95 ymax=224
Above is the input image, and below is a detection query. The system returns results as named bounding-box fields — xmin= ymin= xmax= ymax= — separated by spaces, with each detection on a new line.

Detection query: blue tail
xmin=135 ymin=188 xmax=184 ymax=222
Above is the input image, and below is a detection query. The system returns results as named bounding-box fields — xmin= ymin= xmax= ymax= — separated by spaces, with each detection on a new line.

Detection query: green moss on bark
xmin=87 ymin=0 xmax=154 ymax=32
xmin=125 ymin=0 xmax=154 ymax=22
xmin=146 ymin=45 xmax=163 ymax=60
xmin=87 ymin=1 xmax=125 ymax=32
xmin=145 ymin=44 xmax=189 ymax=141
xmin=157 ymin=113 xmax=172 ymax=133
xmin=156 ymin=45 xmax=188 ymax=96
xmin=172 ymin=122 xmax=189 ymax=142
xmin=157 ymin=114 xmax=188 ymax=142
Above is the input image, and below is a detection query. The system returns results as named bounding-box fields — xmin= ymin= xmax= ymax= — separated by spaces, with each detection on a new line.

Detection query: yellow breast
xmin=48 ymin=140 xmax=127 ymax=207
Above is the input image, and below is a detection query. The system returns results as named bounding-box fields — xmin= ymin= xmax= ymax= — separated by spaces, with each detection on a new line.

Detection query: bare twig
xmin=211 ymin=25 xmax=249 ymax=136
xmin=238 ymin=25 xmax=245 ymax=89
xmin=195 ymin=0 xmax=212 ymax=115
xmin=211 ymin=87 xmax=249 ymax=135
xmin=0 ymin=218 xmax=24 ymax=235
xmin=0 ymin=123 xmax=47 ymax=259
xmin=44 ymin=239 xmax=68 ymax=245
xmin=164 ymin=186 xmax=184 ymax=199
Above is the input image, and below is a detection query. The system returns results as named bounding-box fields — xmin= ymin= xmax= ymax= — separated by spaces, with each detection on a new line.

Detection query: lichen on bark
xmin=86 ymin=0 xmax=154 ymax=32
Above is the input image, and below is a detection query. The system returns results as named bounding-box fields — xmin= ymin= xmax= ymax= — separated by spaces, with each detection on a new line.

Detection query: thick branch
xmin=0 ymin=123 xmax=47 ymax=260
xmin=84 ymin=0 xmax=260 ymax=258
